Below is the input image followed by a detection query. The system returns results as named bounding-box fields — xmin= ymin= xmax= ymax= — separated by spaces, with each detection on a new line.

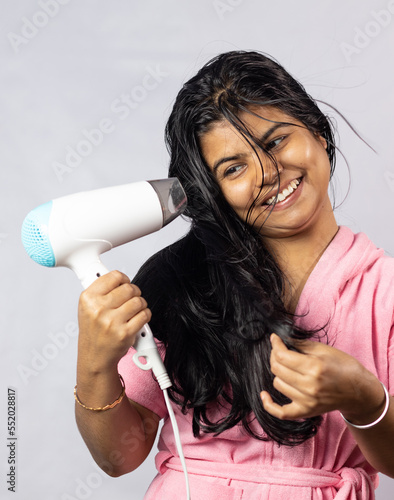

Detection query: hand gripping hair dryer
xmin=21 ymin=178 xmax=187 ymax=390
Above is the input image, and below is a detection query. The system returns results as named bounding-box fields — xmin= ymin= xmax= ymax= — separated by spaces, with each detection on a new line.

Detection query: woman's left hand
xmin=260 ymin=333 xmax=384 ymax=422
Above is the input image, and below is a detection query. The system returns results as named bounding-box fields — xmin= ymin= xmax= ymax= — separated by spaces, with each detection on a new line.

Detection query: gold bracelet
xmin=74 ymin=374 xmax=126 ymax=411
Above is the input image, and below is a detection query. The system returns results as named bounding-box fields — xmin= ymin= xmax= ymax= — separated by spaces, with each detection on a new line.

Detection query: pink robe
xmin=118 ymin=226 xmax=394 ymax=499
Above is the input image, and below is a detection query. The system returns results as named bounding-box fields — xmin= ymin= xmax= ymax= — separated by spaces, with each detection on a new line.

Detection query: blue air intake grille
xmin=21 ymin=201 xmax=56 ymax=267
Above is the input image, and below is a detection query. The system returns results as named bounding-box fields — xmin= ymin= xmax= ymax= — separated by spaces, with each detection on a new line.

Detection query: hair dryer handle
xmin=80 ymin=264 xmax=171 ymax=390
xmin=132 ymin=324 xmax=172 ymax=390
xmin=78 ymin=260 xmax=112 ymax=289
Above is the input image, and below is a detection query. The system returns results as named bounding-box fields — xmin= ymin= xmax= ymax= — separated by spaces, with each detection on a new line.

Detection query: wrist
xmin=340 ymin=379 xmax=388 ymax=427
xmin=76 ymin=350 xmax=120 ymax=379
xmin=75 ymin=374 xmax=126 ymax=412
xmin=77 ymin=335 xmax=127 ymax=379
xmin=75 ymin=365 xmax=124 ymax=410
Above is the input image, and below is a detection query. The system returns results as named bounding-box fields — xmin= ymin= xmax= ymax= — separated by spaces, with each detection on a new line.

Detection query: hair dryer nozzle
xmin=148 ymin=178 xmax=187 ymax=226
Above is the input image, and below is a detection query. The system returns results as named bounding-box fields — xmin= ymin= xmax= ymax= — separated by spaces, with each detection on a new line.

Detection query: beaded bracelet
xmin=74 ymin=374 xmax=126 ymax=411
xmin=340 ymin=382 xmax=390 ymax=429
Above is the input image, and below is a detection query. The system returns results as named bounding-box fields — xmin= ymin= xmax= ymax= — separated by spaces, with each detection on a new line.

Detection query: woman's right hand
xmin=74 ymin=271 xmax=160 ymax=476
xmin=77 ymin=270 xmax=152 ymax=376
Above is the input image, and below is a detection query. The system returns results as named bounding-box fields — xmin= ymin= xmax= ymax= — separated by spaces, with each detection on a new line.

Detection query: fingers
xmin=117 ymin=294 xmax=152 ymax=333
xmin=80 ymin=271 xmax=145 ymax=315
xmin=107 ymin=281 xmax=142 ymax=309
xmin=270 ymin=334 xmax=307 ymax=374
xmin=261 ymin=333 xmax=324 ymax=420
xmin=270 ymin=334 xmax=311 ymax=383
xmin=260 ymin=391 xmax=303 ymax=421
xmin=271 ymin=365 xmax=307 ymax=401
xmin=263 ymin=333 xmax=361 ymax=420
xmin=77 ymin=270 xmax=152 ymax=372
xmin=98 ymin=275 xmax=151 ymax=330
xmin=85 ymin=270 xmax=132 ymax=295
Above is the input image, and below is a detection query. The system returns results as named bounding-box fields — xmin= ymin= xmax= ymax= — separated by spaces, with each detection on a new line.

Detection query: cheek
xmin=222 ymin=179 xmax=254 ymax=211
xmin=279 ymin=139 xmax=330 ymax=177
xmin=279 ymin=139 xmax=314 ymax=167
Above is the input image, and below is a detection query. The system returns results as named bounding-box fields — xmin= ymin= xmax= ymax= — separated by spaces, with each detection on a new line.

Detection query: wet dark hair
xmin=134 ymin=50 xmax=336 ymax=445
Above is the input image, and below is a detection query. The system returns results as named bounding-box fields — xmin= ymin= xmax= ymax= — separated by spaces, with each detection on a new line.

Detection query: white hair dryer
xmin=21 ymin=178 xmax=187 ymax=389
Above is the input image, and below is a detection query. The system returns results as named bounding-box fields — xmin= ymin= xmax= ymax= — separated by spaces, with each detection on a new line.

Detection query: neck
xmin=262 ymin=212 xmax=338 ymax=313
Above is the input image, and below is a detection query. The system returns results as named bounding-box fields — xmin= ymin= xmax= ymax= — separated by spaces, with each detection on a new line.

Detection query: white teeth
xmin=265 ymin=178 xmax=301 ymax=205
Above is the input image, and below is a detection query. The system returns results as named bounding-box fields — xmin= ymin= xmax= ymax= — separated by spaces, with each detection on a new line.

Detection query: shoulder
xmin=341 ymin=228 xmax=394 ymax=306
xmin=362 ymin=252 xmax=394 ymax=309
xmin=349 ymin=230 xmax=394 ymax=293
xmin=335 ymin=231 xmax=394 ymax=337
xmin=324 ymin=226 xmax=394 ymax=292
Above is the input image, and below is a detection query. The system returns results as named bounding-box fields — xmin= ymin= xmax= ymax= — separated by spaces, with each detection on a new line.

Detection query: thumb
xmin=260 ymin=390 xmax=275 ymax=411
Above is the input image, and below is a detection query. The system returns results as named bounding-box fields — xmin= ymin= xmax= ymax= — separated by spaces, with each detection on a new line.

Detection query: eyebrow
xmin=213 ymin=154 xmax=245 ymax=173
xmin=212 ymin=122 xmax=287 ymax=173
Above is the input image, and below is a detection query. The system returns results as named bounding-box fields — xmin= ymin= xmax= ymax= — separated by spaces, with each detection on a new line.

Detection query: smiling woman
xmin=75 ymin=50 xmax=394 ymax=500
xmin=199 ymin=106 xmax=339 ymax=313
xmin=200 ymin=108 xmax=334 ymax=237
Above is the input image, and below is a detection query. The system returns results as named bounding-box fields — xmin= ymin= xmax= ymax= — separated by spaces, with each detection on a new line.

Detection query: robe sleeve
xmin=117 ymin=345 xmax=168 ymax=419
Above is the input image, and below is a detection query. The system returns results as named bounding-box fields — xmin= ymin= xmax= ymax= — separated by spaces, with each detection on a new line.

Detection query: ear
xmin=316 ymin=134 xmax=327 ymax=150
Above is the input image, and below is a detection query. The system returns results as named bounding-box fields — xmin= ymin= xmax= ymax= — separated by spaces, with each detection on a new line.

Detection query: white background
xmin=1 ymin=1 xmax=394 ymax=499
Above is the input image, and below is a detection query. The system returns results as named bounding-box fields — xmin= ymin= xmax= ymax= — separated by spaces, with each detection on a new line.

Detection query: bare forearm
xmin=261 ymin=336 xmax=394 ymax=477
xmin=74 ymin=272 xmax=158 ymax=476
xmin=342 ymin=395 xmax=394 ymax=478
xmin=75 ymin=369 xmax=158 ymax=477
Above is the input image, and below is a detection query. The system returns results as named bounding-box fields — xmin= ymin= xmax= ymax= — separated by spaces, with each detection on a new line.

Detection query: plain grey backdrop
xmin=1 ymin=0 xmax=394 ymax=498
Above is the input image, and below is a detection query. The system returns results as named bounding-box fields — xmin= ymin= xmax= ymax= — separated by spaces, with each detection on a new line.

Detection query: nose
xmin=259 ymin=160 xmax=283 ymax=187
xmin=251 ymin=159 xmax=282 ymax=205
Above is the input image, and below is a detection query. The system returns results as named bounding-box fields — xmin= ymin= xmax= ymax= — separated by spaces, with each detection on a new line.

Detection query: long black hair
xmin=133 ymin=51 xmax=336 ymax=446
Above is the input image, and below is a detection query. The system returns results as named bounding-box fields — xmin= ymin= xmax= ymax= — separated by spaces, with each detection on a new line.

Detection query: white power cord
xmin=132 ymin=325 xmax=191 ymax=499
xmin=163 ymin=389 xmax=191 ymax=500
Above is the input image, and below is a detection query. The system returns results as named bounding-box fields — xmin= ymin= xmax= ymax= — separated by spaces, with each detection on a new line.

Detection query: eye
xmin=223 ymin=164 xmax=247 ymax=178
xmin=265 ymin=136 xmax=285 ymax=151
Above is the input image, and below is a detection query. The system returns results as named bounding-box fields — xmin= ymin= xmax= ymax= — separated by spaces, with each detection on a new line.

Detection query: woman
xmin=74 ymin=51 xmax=394 ymax=499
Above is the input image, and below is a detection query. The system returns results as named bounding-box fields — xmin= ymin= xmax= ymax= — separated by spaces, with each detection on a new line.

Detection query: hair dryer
xmin=21 ymin=178 xmax=187 ymax=389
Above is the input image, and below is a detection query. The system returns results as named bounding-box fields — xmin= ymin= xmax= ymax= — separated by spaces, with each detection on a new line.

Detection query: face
xmin=199 ymin=107 xmax=333 ymax=241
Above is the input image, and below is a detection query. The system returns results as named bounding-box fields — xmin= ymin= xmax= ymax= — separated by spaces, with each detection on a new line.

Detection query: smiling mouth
xmin=264 ymin=178 xmax=302 ymax=205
